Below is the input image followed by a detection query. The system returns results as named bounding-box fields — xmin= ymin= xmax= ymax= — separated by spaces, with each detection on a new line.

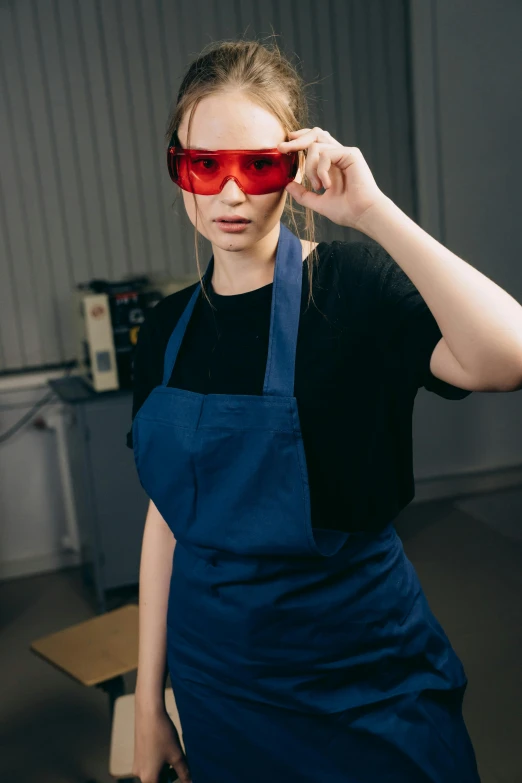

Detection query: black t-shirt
xmin=126 ymin=238 xmax=472 ymax=533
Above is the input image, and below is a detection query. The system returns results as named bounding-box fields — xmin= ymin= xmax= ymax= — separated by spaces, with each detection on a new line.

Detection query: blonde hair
xmin=165 ymin=36 xmax=321 ymax=311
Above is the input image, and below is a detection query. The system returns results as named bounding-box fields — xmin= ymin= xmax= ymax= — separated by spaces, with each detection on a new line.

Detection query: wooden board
xmin=30 ymin=604 xmax=139 ymax=686
xmin=109 ymin=688 xmax=185 ymax=779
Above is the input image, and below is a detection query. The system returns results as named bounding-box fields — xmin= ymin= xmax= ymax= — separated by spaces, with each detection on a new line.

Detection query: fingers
xmin=169 ymin=755 xmax=192 ymax=783
xmin=137 ymin=759 xmax=191 ymax=783
xmin=305 ymin=144 xmax=338 ymax=190
xmin=281 ymin=138 xmax=342 ymax=191
xmin=316 ymin=150 xmax=333 ymax=189
xmin=284 ymin=126 xmax=339 ymax=146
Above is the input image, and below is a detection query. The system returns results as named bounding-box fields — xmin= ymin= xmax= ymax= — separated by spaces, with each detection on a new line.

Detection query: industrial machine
xmin=73 ymin=272 xmax=199 ymax=392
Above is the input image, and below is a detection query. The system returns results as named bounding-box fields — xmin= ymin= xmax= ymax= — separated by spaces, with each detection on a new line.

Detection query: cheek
xmin=182 ymin=191 xmax=199 ymax=218
xmin=257 ymin=191 xmax=287 ymax=216
xmin=182 ymin=192 xmax=209 ymax=222
xmin=181 ymin=192 xmax=213 ymax=240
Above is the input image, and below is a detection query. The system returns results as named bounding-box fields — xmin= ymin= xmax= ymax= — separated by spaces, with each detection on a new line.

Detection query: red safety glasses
xmin=167 ymin=145 xmax=300 ymax=195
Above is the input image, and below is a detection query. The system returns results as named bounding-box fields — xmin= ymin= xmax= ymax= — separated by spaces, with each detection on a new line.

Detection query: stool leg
xmin=96 ymin=676 xmax=130 ymax=783
xmin=96 ymin=674 xmax=126 ymax=719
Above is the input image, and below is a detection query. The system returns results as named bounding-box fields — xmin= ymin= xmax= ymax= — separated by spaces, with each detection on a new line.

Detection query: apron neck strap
xmin=161 ymin=222 xmax=304 ymax=397
xmin=262 ymin=223 xmax=302 ymax=397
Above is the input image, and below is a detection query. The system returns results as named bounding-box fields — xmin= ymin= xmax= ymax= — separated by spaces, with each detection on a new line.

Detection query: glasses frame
xmin=166 ymin=132 xmax=300 ymax=195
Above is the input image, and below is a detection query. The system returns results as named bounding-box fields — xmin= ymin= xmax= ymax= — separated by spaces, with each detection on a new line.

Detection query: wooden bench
xmin=31 ymin=604 xmax=139 ymax=781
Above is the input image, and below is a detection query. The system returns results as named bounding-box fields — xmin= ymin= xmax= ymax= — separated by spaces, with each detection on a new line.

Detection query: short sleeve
xmin=399 ymin=303 xmax=472 ymax=399
xmin=126 ymin=307 xmax=164 ymax=448
xmin=367 ymin=240 xmax=472 ymax=400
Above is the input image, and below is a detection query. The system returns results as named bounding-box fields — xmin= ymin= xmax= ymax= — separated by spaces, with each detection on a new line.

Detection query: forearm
xmin=135 ymin=498 xmax=176 ymax=714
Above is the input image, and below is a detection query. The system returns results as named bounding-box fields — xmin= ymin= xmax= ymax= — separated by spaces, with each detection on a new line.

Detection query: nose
xmin=218 ymin=176 xmax=246 ymax=201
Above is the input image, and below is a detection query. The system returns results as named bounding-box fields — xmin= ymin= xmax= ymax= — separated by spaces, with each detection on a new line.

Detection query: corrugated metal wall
xmin=0 ymin=0 xmax=415 ymax=371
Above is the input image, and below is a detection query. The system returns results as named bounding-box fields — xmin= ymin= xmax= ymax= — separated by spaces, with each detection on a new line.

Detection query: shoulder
xmin=145 ymin=280 xmax=201 ymax=340
xmin=313 ymin=237 xmax=424 ymax=299
xmin=308 ymin=238 xmax=381 ymax=291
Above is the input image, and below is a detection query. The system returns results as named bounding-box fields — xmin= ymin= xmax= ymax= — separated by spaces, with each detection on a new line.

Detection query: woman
xmin=128 ymin=39 xmax=522 ymax=783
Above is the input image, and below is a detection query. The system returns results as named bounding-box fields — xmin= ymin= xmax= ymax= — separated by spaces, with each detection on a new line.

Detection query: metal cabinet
xmin=50 ymin=377 xmax=149 ymax=612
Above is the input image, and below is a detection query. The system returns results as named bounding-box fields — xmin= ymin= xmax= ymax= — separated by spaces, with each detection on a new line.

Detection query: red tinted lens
xmin=167 ymin=148 xmax=298 ymax=195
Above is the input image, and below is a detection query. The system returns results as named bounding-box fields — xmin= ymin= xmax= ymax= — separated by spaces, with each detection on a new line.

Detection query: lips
xmin=215 ymin=219 xmax=251 ymax=233
xmin=214 ymin=217 xmax=251 ymax=223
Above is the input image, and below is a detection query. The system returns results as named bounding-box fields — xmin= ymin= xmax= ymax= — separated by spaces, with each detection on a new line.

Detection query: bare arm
xmin=133 ymin=500 xmax=192 ymax=782
xmin=135 ymin=498 xmax=176 ymax=713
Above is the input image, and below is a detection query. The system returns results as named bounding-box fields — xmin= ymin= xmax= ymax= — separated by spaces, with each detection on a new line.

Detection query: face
xmin=176 ymin=92 xmax=303 ymax=250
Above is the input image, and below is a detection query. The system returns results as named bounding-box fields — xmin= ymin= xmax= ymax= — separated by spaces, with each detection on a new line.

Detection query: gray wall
xmin=0 ymin=0 xmax=415 ymax=372
xmin=1 ymin=0 xmax=521 ymax=533
xmin=410 ymin=0 xmax=522 ymax=492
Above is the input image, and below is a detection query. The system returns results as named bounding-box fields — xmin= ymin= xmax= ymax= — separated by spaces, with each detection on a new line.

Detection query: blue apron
xmin=132 ymin=223 xmax=480 ymax=782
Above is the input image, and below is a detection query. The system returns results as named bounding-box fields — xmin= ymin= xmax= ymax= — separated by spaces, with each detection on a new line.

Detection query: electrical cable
xmin=0 ymin=363 xmax=76 ymax=445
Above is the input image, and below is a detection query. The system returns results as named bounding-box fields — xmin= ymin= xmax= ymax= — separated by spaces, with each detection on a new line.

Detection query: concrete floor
xmin=1 ymin=495 xmax=521 ymax=783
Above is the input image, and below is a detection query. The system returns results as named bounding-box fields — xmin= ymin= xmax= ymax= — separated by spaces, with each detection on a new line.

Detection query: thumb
xmin=285 ymin=181 xmax=320 ymax=208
